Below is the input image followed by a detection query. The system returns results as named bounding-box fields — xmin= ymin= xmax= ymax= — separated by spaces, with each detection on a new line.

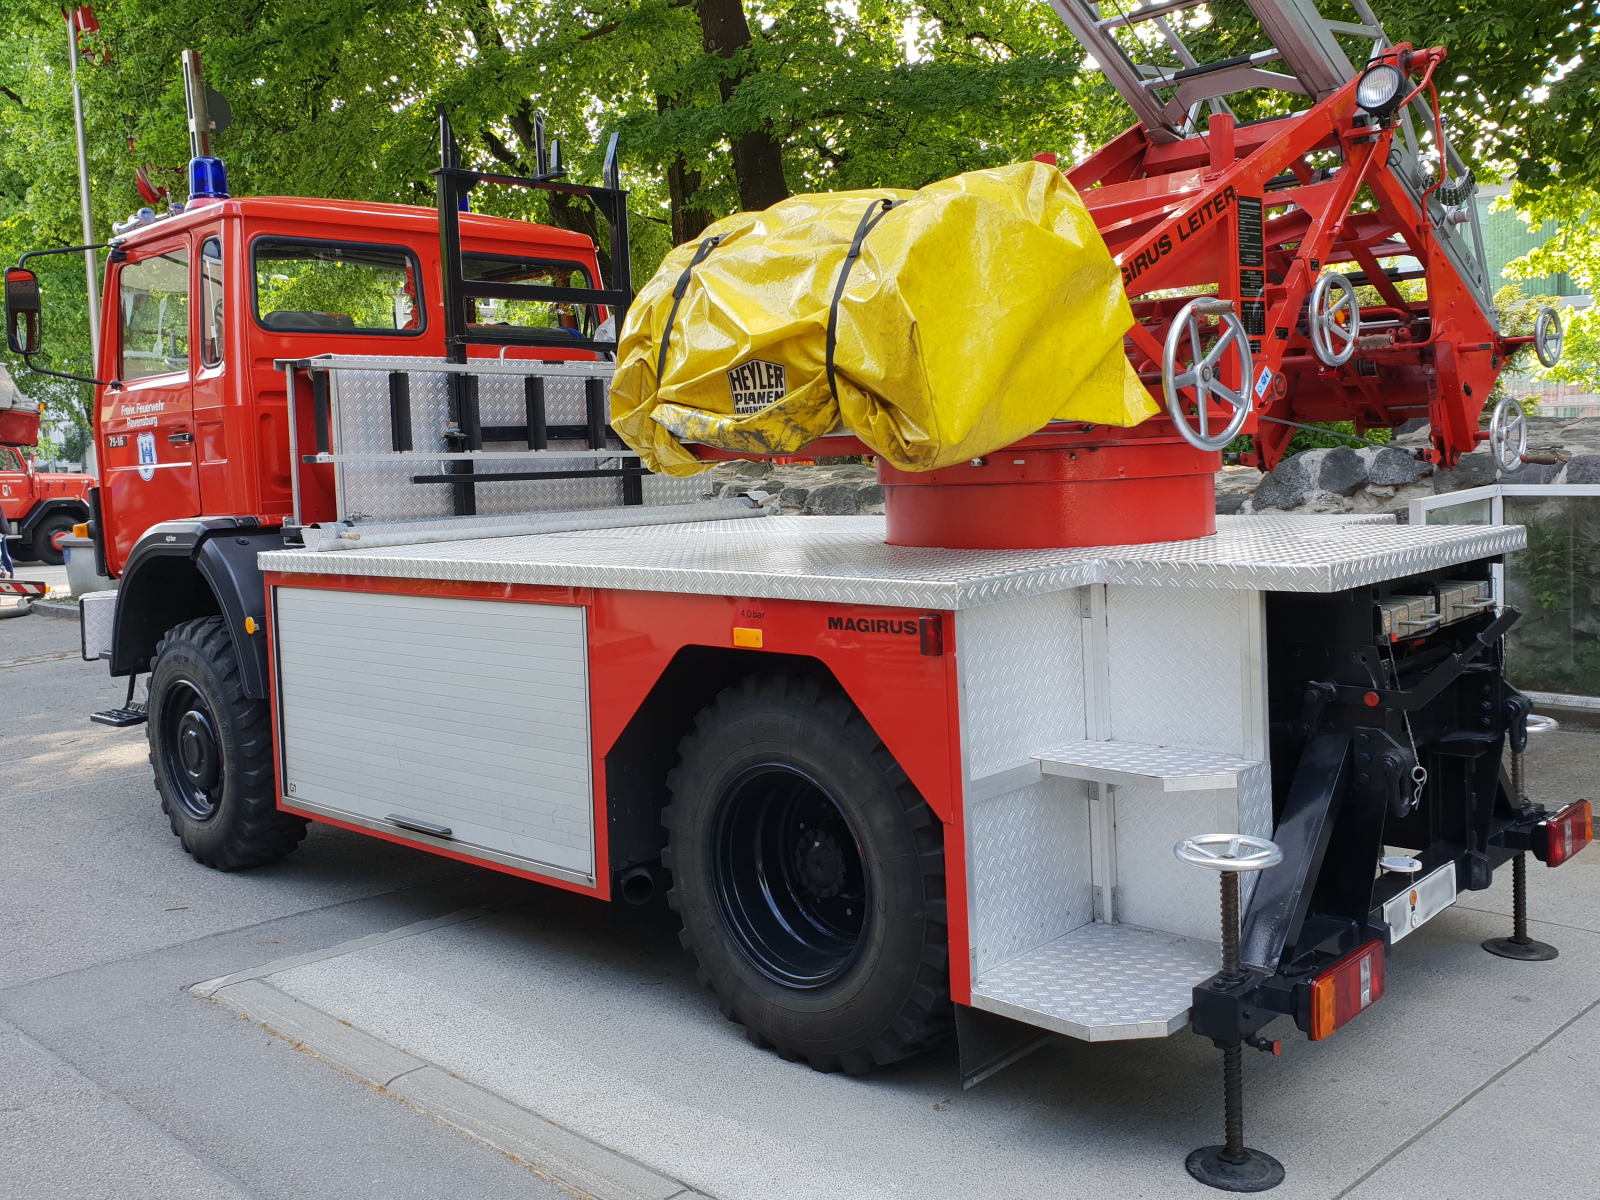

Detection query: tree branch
xmin=0 ymin=83 xmax=22 ymax=107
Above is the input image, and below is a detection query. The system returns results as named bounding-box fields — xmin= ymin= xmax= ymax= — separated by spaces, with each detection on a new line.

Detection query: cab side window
xmin=200 ymin=238 xmax=224 ymax=367
xmin=120 ymin=248 xmax=191 ymax=381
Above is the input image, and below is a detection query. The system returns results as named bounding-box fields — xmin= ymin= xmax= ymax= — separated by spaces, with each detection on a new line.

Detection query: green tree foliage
xmin=2 ymin=0 xmax=1595 ymax=440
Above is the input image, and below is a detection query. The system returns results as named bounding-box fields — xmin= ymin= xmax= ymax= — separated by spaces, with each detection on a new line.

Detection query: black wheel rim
xmin=161 ymin=680 xmax=225 ymax=821
xmin=710 ymin=764 xmax=868 ymax=989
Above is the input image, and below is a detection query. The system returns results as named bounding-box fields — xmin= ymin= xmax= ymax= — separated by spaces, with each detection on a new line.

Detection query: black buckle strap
xmin=826 ymin=198 xmax=899 ymax=402
xmin=656 ymin=235 xmax=722 ymax=385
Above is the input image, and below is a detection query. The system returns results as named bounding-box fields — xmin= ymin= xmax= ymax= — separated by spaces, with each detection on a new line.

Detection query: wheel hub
xmin=161 ymin=680 xmax=224 ymax=821
xmin=796 ymin=829 xmax=846 ymax=899
xmin=711 ymin=763 xmax=869 ymax=989
xmin=178 ymin=710 xmax=220 ymax=789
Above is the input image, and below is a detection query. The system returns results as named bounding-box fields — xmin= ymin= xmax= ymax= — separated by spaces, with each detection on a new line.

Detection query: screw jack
xmin=1175 ymin=835 xmax=1286 ymax=1193
xmin=1483 ymin=851 xmax=1557 ymax=960
xmin=1484 ymin=746 xmax=1557 ymax=961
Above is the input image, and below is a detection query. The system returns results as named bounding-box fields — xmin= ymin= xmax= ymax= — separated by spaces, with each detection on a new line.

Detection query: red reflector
xmin=1541 ymin=800 xmax=1593 ymax=868
xmin=1308 ymin=941 xmax=1385 ymax=1041
xmin=919 ymin=614 xmax=944 ymax=656
xmin=1363 ymin=691 xmax=1380 ymax=707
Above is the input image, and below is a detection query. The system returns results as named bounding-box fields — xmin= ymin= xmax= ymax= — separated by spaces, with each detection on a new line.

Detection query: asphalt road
xmin=0 ymin=612 xmax=572 ymax=1199
xmin=4 ymin=606 xmax=1598 ymax=1199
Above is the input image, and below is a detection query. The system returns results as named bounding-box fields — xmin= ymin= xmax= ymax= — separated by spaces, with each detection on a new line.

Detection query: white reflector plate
xmin=1380 ymin=861 xmax=1457 ymax=944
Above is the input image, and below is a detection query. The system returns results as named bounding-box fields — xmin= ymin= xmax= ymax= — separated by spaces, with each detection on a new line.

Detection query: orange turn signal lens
xmin=1308 ymin=941 xmax=1385 ymax=1041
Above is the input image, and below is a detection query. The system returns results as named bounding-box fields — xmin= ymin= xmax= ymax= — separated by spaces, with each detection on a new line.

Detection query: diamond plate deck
xmin=1036 ymin=740 xmax=1262 ymax=792
xmin=970 ymin=922 xmax=1219 ymax=1040
xmin=257 ymin=513 xmax=1524 ymax=609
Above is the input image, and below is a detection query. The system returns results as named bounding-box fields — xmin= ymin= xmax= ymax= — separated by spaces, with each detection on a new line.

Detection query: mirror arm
xmin=19 ymin=242 xmax=112 ymax=269
xmin=21 ymin=354 xmax=118 ymax=391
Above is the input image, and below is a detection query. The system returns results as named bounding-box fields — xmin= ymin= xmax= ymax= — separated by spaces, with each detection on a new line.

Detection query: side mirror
xmin=5 ymin=267 xmax=41 ymax=356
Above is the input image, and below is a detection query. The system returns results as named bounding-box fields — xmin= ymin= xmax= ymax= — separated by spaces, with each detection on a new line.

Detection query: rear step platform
xmin=970 ymin=922 xmax=1219 ymax=1041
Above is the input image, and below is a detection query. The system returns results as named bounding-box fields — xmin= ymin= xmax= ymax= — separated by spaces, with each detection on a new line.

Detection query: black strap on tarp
xmin=826 ymin=198 xmax=899 ymax=402
xmin=655 ymin=235 xmax=721 ymax=384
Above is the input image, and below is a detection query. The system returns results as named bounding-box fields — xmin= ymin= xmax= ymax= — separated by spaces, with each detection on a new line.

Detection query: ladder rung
xmin=1096 ymin=0 xmax=1207 ymax=31
xmin=1321 ymin=19 xmax=1383 ymax=39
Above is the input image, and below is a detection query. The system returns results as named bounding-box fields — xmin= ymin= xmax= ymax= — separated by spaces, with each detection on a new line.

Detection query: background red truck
xmin=0 ymin=446 xmax=94 ymax=566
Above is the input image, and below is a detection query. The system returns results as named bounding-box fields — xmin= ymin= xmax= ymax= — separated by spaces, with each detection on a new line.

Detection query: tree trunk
xmin=696 ymin=0 xmax=787 ymax=212
xmin=658 ymin=94 xmax=714 ymax=245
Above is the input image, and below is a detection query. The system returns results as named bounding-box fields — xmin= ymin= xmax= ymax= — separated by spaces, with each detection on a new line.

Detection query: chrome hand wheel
xmin=1174 ymin=833 xmax=1284 ymax=873
xmin=1162 ymin=297 xmax=1254 ymax=453
xmin=1489 ymin=395 xmax=1528 ymax=472
xmin=1309 ymin=271 xmax=1361 ymax=367
xmin=1535 ymin=306 xmax=1564 ymax=368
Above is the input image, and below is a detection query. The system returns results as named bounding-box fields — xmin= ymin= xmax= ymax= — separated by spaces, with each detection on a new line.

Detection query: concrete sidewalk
xmin=201 ymin=717 xmax=1600 ymax=1200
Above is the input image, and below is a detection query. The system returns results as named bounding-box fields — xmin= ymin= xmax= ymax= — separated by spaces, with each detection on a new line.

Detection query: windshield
xmin=253 ymin=239 xmax=422 ymax=333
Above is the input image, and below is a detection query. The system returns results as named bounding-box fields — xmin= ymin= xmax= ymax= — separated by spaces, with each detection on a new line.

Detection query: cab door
xmin=0 ymin=446 xmax=32 ymax=527
xmin=100 ymin=237 xmax=201 ymax=569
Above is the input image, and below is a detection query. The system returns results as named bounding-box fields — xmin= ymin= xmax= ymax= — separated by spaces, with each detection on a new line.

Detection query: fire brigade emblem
xmin=726 ymin=359 xmax=787 ymax=415
xmin=137 ymin=431 xmax=157 ymax=481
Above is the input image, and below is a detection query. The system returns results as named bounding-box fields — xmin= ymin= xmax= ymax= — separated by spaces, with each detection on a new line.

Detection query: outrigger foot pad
xmin=1482 ymin=936 xmax=1558 ymax=961
xmin=1186 ymin=1146 xmax=1286 ymax=1193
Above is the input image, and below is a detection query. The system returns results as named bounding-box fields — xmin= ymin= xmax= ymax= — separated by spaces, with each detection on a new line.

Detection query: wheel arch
xmin=18 ymin=497 xmax=90 ymax=540
xmin=604 ymin=646 xmax=849 ymax=878
xmin=111 ymin=519 xmax=278 ymax=699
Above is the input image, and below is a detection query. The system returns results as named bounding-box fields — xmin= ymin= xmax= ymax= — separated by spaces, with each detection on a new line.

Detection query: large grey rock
xmin=1253 ymin=453 xmax=1313 ymax=510
xmin=1433 ymin=451 xmax=1499 ymax=493
xmin=1503 ymin=461 xmax=1561 ymax=485
xmin=1367 ymin=446 xmax=1431 ymax=486
xmin=1216 ymin=493 xmax=1248 ymax=515
xmin=1566 ymin=455 xmax=1600 ymax=485
xmin=1318 ymin=446 xmax=1369 ymax=495
xmin=779 ymin=486 xmax=809 ymax=509
xmin=805 ymin=482 xmax=861 ymax=515
xmin=856 ymin=483 xmax=886 ymax=507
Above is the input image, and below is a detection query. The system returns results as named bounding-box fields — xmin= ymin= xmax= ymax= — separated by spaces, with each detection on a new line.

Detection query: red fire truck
xmin=3 ymin=11 xmax=1590 ymax=1190
xmin=0 ymin=451 xmax=94 ymax=567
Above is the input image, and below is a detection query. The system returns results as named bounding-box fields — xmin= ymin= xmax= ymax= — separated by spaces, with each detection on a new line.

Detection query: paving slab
xmin=249 ymin=857 xmax=1600 ymax=1200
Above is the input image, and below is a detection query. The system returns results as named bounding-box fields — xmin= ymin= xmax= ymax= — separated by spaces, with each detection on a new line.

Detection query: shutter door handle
xmin=168 ymin=431 xmax=194 ymax=445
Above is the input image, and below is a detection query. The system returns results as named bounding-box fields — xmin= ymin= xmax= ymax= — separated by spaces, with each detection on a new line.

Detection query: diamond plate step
xmin=1035 ymin=739 xmax=1262 ymax=792
xmin=970 ymin=922 xmax=1220 ymax=1041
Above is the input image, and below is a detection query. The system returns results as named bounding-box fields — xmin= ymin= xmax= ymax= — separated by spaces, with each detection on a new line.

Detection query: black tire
xmin=27 ymin=514 xmax=75 ymax=566
xmin=663 ymin=673 xmax=951 ymax=1074
xmin=148 ymin=616 xmax=307 ymax=870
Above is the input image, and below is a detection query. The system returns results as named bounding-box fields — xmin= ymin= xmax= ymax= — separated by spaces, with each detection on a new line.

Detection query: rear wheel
xmin=664 ymin=673 xmax=950 ymax=1074
xmin=149 ymin=616 xmax=307 ymax=870
xmin=28 ymin=514 xmax=76 ymax=567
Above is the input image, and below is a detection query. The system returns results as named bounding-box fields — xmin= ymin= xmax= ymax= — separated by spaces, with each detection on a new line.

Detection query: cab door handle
xmin=168 ymin=431 xmax=194 ymax=445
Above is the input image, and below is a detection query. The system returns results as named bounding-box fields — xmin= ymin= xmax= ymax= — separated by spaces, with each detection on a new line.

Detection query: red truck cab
xmin=0 ymin=446 xmax=94 ymax=566
xmin=92 ymin=196 xmax=604 ymax=574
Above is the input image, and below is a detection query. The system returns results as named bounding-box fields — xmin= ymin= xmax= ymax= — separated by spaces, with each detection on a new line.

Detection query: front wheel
xmin=149 ymin=616 xmax=307 ymax=870
xmin=663 ymin=673 xmax=950 ymax=1074
xmin=27 ymin=514 xmax=75 ymax=567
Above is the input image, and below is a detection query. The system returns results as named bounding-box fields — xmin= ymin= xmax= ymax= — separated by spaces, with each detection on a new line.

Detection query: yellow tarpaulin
xmin=610 ymin=160 xmax=1156 ymax=477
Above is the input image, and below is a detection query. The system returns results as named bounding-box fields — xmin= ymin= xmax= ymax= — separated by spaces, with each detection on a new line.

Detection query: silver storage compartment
xmin=274 ymin=586 xmax=596 ymax=884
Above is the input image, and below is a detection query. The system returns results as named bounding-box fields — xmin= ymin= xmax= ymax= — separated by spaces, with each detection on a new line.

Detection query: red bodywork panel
xmin=1070 ymin=45 xmax=1506 ymax=471
xmin=261 ymin=570 xmax=975 ymax=1003
xmin=93 ymin=197 xmax=602 ymax=576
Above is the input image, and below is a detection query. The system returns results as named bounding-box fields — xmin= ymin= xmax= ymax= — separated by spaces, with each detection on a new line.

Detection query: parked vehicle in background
xmin=0 ymin=446 xmax=94 ymax=566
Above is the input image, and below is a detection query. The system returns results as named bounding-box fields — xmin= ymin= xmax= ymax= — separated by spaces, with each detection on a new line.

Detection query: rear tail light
xmin=1308 ymin=941 xmax=1385 ymax=1041
xmin=1539 ymin=800 xmax=1593 ymax=868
